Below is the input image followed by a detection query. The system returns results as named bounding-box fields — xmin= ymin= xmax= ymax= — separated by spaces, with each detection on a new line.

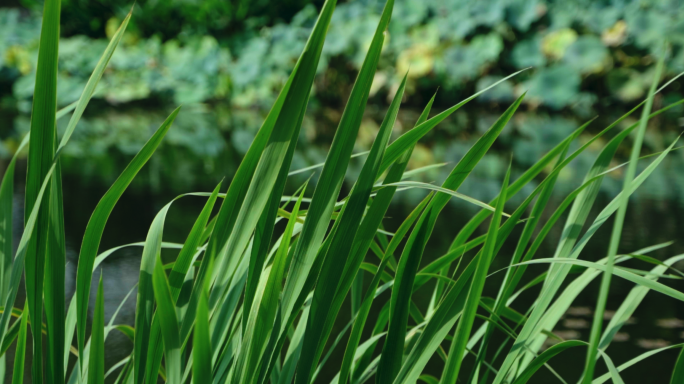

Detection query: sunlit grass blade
xmin=377 ymin=95 xmax=524 ymax=384
xmin=73 ymin=107 xmax=179 ymax=379
xmin=87 ymin=275 xmax=105 ymax=384
xmin=441 ymin=164 xmax=510 ymax=383
xmin=295 ymin=70 xmax=405 ymax=384
xmin=582 ymin=50 xmax=665 ymax=383
xmin=11 ymin=301 xmax=29 ymax=384
xmin=152 ymin=255 xmax=181 ymax=384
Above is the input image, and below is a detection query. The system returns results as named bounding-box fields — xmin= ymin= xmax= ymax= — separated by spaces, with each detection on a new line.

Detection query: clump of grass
xmin=1 ymin=0 xmax=684 ymax=383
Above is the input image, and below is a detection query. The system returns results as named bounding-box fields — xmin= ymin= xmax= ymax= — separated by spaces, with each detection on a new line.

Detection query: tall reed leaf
xmin=582 ymin=52 xmax=665 ymax=383
xmin=296 ymin=71 xmax=407 ymax=384
xmin=441 ymin=165 xmax=510 ymax=383
xmin=278 ymin=0 xmax=388 ymax=328
xmin=377 ymin=95 xmax=524 ymax=384
xmin=24 ymin=0 xmax=61 ymax=381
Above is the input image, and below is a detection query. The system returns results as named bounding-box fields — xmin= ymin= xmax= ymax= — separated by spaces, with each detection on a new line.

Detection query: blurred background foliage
xmin=1 ymin=0 xmax=684 ymax=206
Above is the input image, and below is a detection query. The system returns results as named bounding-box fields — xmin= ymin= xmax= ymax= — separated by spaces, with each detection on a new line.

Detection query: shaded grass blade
xmin=88 ymin=276 xmax=105 ymax=384
xmin=377 ymin=95 xmax=524 ymax=384
xmin=11 ymin=301 xmax=29 ymax=384
xmin=23 ymin=0 xmax=61 ymax=382
xmin=295 ymin=69 xmax=406 ymax=384
xmin=152 ymin=255 xmax=181 ymax=384
xmin=441 ymin=164 xmax=510 ymax=383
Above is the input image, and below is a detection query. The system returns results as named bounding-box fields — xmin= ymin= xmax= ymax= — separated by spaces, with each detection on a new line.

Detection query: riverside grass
xmin=3 ymin=1 xmax=684 ymax=384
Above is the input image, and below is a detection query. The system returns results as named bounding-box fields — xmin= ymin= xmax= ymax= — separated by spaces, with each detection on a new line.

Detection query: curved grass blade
xmin=75 ymin=107 xmax=179 ymax=374
xmin=377 ymin=95 xmax=524 ymax=384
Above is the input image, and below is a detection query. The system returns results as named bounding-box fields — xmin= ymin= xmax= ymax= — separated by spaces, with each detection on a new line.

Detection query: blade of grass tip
xmin=152 ymin=255 xmax=181 ymax=384
xmin=377 ymin=95 xmax=525 ymax=384
xmin=88 ymin=275 xmax=105 ymax=384
xmin=378 ymin=70 xmax=530 ymax=178
xmin=180 ymin=6 xmax=336 ymax=367
xmin=295 ymin=69 xmax=406 ymax=384
xmin=23 ymin=0 xmax=60 ymax=382
xmin=582 ymin=51 xmax=665 ymax=384
xmin=54 ymin=9 xmax=131 ymax=158
xmin=277 ymin=0 xmax=383 ymax=330
xmin=441 ymin=164 xmax=510 ymax=384
xmin=11 ymin=301 xmax=29 ymax=384
xmin=74 ymin=107 xmax=179 ymax=374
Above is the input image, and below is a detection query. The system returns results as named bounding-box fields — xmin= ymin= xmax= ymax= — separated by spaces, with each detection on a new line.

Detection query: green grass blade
xmin=193 ymin=289 xmax=212 ymax=384
xmin=339 ymin=195 xmax=433 ymax=384
xmin=0 ymin=136 xmax=27 ymax=301
xmin=441 ymin=164 xmax=510 ymax=384
xmin=599 ymin=254 xmax=684 ymax=351
xmin=673 ymin=348 xmax=684 ymax=384
xmin=11 ymin=301 xmax=29 ymax=384
xmin=511 ymin=340 xmax=584 ymax=384
xmin=54 ymin=10 xmax=132 ymax=158
xmin=278 ymin=0 xmax=384 ymax=329
xmin=378 ymin=95 xmax=524 ymax=384
xmin=23 ymin=0 xmax=61 ymax=382
xmin=240 ymin=188 xmax=305 ymax=384
xmin=582 ymin=51 xmax=665 ymax=383
xmin=87 ymin=276 xmax=105 ymax=384
xmin=152 ymin=255 xmax=181 ymax=384
xmin=169 ymin=182 xmax=222 ymax=298
xmin=74 ymin=107 xmax=179 ymax=374
xmin=296 ymin=70 xmax=406 ymax=384
xmin=378 ymin=71 xmax=528 ymax=177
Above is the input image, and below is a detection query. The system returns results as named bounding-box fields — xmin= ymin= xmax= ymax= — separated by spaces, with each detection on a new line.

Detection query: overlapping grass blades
xmin=2 ymin=1 xmax=683 ymax=384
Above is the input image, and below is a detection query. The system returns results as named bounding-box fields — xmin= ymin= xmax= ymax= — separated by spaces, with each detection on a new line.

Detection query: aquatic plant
xmin=2 ymin=1 xmax=683 ymax=383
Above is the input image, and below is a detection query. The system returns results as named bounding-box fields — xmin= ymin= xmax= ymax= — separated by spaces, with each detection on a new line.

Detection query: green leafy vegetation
xmin=1 ymin=1 xmax=684 ymax=384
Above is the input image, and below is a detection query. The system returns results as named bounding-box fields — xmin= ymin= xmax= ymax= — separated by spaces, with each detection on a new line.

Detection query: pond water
xmin=3 ymin=102 xmax=684 ymax=383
